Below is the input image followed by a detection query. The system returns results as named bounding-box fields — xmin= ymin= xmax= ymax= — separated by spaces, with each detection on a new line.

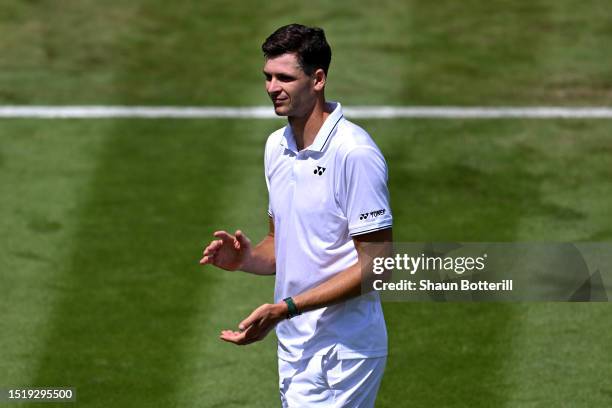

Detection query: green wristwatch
xmin=283 ymin=297 xmax=301 ymax=319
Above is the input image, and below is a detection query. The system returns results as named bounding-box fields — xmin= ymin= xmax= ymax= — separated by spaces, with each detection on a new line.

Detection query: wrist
xmin=282 ymin=297 xmax=301 ymax=319
xmin=276 ymin=301 xmax=289 ymax=320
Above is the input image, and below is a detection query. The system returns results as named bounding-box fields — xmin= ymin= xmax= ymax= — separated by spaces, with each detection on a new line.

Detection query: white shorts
xmin=278 ymin=347 xmax=386 ymax=407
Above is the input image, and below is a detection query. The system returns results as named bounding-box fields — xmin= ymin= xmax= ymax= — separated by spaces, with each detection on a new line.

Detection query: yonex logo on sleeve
xmin=314 ymin=166 xmax=326 ymax=176
xmin=360 ymin=209 xmax=386 ymax=220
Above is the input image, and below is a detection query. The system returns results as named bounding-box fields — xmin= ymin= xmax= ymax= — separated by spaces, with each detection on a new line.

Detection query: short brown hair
xmin=262 ymin=24 xmax=332 ymax=75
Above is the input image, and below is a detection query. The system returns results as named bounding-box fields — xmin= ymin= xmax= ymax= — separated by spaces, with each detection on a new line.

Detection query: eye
xmin=263 ymin=73 xmax=272 ymax=81
xmin=277 ymin=74 xmax=295 ymax=82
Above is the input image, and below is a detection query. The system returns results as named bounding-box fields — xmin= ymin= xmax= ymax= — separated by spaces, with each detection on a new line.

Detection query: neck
xmin=289 ymin=97 xmax=331 ymax=151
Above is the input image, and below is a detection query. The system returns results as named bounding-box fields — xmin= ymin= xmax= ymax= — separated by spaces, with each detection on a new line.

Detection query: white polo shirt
xmin=264 ymin=102 xmax=392 ymax=362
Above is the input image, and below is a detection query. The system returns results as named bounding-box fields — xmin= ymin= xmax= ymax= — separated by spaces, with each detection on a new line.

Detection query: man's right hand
xmin=200 ymin=230 xmax=252 ymax=271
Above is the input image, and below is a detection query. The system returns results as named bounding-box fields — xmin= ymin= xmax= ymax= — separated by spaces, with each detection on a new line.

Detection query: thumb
xmin=235 ymin=230 xmax=251 ymax=250
xmin=238 ymin=308 xmax=260 ymax=331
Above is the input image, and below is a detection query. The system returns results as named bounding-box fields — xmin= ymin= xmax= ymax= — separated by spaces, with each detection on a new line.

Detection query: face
xmin=263 ymin=53 xmax=321 ymax=117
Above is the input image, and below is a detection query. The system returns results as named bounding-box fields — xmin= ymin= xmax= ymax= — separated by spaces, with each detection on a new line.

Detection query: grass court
xmin=1 ymin=1 xmax=611 ymax=406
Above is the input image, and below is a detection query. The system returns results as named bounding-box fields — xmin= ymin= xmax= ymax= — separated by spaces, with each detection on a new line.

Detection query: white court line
xmin=1 ymin=106 xmax=612 ymax=119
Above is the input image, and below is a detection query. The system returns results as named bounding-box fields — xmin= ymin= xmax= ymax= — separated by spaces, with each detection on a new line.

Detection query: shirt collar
xmin=280 ymin=102 xmax=344 ymax=153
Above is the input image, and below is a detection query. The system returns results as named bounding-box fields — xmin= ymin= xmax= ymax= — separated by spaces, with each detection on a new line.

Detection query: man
xmin=200 ymin=24 xmax=393 ymax=407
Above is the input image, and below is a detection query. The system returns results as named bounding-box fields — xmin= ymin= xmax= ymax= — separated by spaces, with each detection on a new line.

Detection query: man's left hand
xmin=220 ymin=302 xmax=288 ymax=345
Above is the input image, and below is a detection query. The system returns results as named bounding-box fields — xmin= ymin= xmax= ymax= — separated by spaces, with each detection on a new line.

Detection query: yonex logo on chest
xmin=314 ymin=166 xmax=326 ymax=176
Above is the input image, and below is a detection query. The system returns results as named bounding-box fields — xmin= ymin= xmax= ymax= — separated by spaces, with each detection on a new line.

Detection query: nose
xmin=266 ymin=77 xmax=282 ymax=95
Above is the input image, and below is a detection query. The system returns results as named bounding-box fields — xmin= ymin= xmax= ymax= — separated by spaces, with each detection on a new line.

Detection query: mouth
xmin=273 ymin=98 xmax=288 ymax=106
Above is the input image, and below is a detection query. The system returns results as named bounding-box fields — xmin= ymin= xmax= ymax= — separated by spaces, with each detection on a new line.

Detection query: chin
xmin=274 ymin=106 xmax=289 ymax=117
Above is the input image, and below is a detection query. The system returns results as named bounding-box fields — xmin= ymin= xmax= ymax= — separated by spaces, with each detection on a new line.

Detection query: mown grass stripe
xmin=370 ymin=118 xmax=539 ymax=407
xmin=27 ymin=120 xmax=252 ymax=407
xmin=0 ymin=121 xmax=111 ymax=388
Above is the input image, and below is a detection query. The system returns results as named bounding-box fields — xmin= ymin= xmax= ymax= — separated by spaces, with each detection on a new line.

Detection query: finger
xmin=203 ymin=245 xmax=217 ymax=256
xmin=202 ymin=239 xmax=223 ymax=256
xmin=235 ymin=230 xmax=251 ymax=250
xmin=222 ymin=324 xmax=263 ymax=345
xmin=220 ymin=329 xmax=247 ymax=344
xmin=238 ymin=308 xmax=262 ymax=331
xmin=199 ymin=255 xmax=214 ymax=265
xmin=213 ymin=231 xmax=235 ymax=243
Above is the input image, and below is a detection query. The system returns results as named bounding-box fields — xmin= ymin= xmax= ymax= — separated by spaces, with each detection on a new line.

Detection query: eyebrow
xmin=262 ymin=70 xmax=296 ymax=80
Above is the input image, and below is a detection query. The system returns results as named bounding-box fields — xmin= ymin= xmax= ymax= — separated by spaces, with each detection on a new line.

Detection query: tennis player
xmin=201 ymin=23 xmax=393 ymax=407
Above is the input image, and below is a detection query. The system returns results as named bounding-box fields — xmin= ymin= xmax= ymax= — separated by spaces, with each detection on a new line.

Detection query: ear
xmin=312 ymin=68 xmax=326 ymax=91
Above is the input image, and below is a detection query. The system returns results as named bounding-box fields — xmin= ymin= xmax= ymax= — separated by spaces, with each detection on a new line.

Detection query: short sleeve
xmin=339 ymin=146 xmax=393 ymax=236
